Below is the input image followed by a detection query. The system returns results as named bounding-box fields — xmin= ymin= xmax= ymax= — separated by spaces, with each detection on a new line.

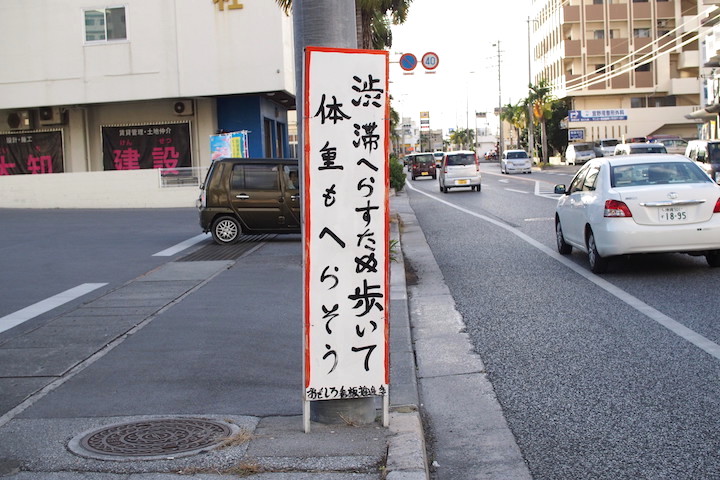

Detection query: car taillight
xmin=714 ymin=198 xmax=720 ymax=213
xmin=604 ymin=199 xmax=632 ymax=217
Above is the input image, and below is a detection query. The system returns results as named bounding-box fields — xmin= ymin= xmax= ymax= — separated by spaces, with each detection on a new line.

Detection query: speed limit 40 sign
xmin=421 ymin=52 xmax=439 ymax=71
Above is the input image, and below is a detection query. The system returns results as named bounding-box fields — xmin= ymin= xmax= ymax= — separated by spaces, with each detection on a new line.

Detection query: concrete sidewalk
xmin=0 ymin=200 xmax=427 ymax=479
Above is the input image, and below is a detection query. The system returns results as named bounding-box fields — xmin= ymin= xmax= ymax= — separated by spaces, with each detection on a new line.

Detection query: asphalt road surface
xmin=405 ymin=163 xmax=720 ymax=480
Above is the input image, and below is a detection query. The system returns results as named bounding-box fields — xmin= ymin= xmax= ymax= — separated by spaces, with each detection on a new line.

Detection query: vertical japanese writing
xmin=305 ymin=48 xmax=389 ymax=401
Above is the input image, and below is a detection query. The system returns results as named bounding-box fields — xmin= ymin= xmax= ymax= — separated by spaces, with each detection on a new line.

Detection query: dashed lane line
xmin=406 ymin=181 xmax=720 ymax=362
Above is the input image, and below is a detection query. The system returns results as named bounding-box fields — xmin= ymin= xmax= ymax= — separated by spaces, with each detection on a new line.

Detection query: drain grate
xmin=178 ymin=234 xmax=275 ymax=261
xmin=70 ymin=418 xmax=235 ymax=460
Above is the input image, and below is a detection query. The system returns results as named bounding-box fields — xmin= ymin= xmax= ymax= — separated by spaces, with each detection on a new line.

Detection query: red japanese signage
xmin=0 ymin=131 xmax=64 ymax=175
xmin=303 ymin=47 xmax=390 ymax=402
xmin=102 ymin=123 xmax=192 ymax=171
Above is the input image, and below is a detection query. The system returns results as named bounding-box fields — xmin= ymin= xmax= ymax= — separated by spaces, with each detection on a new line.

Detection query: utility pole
xmin=293 ymin=0 xmax=377 ymax=430
xmin=527 ymin=17 xmax=535 ymax=162
xmin=496 ymin=41 xmax=504 ymax=161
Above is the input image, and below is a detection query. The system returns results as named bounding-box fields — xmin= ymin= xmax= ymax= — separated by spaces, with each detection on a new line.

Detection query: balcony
xmin=656 ymin=0 xmax=675 ymax=18
xmin=563 ymin=5 xmax=580 ymax=23
xmin=585 ymin=4 xmax=603 ymax=21
xmin=680 ymin=15 xmax=700 ymax=34
xmin=632 ymin=2 xmax=651 ymax=19
xmin=611 ymin=73 xmax=631 ymax=89
xmin=587 ymin=38 xmax=605 ymax=56
xmin=565 ymin=40 xmax=582 ymax=57
xmin=670 ymin=77 xmax=701 ymax=95
xmin=609 ymin=4 xmax=627 ymax=20
xmin=635 ymin=71 xmax=654 ymax=88
xmin=678 ymin=50 xmax=700 ymax=70
xmin=610 ymin=38 xmax=630 ymax=55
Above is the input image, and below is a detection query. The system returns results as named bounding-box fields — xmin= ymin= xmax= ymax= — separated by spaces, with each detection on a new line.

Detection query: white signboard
xmin=303 ymin=47 xmax=389 ymax=408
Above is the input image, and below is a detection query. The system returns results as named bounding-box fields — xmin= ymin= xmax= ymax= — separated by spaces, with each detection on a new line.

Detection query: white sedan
xmin=501 ymin=149 xmax=532 ymax=174
xmin=554 ymin=155 xmax=720 ymax=273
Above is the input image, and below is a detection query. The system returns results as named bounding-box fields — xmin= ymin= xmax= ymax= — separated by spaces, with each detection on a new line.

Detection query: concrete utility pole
xmin=527 ymin=17 xmax=535 ymax=162
xmin=496 ymin=41 xmax=504 ymax=161
xmin=293 ymin=0 xmax=377 ymax=430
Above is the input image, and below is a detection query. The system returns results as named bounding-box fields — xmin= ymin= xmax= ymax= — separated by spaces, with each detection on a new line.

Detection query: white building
xmin=0 ymin=1 xmax=295 ymax=207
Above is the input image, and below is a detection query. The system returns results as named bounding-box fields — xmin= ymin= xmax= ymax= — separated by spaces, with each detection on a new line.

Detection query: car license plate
xmin=456 ymin=179 xmax=469 ymax=185
xmin=421 ymin=172 xmax=428 ymax=176
xmin=659 ymin=206 xmax=687 ymax=222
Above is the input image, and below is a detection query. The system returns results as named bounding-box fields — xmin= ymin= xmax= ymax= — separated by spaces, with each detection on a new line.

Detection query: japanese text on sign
xmin=304 ymin=47 xmax=390 ymax=401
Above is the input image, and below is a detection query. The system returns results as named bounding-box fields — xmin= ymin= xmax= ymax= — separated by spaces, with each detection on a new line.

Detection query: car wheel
xmin=442 ymin=187 xmax=449 ymax=193
xmin=707 ymin=250 xmax=720 ymax=267
xmin=587 ymin=229 xmax=608 ymax=273
xmin=476 ymin=184 xmax=482 ymax=192
xmin=211 ymin=215 xmax=241 ymax=245
xmin=555 ymin=219 xmax=572 ymax=255
xmin=432 ymin=174 xmax=437 ymax=180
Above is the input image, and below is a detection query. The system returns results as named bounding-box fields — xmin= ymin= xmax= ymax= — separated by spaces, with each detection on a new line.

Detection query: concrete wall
xmin=0 ymin=170 xmax=200 ymax=209
xmin=0 ymin=1 xmax=295 ymax=108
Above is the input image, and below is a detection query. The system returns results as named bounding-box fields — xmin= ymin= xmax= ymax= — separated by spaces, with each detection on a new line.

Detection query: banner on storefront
xmin=102 ymin=123 xmax=192 ymax=171
xmin=0 ymin=131 xmax=64 ymax=175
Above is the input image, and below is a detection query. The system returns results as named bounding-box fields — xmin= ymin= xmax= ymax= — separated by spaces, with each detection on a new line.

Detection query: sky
xmin=389 ymin=0 xmax=532 ymax=134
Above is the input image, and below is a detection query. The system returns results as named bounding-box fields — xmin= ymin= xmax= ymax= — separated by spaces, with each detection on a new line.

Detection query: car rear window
xmin=601 ymin=140 xmax=619 ymax=147
xmin=574 ymin=144 xmax=593 ymax=151
xmin=630 ymin=145 xmax=666 ymax=154
xmin=413 ymin=154 xmax=434 ymax=164
xmin=446 ymin=153 xmax=475 ymax=166
xmin=507 ymin=151 xmax=528 ymax=159
xmin=611 ymin=162 xmax=712 ymax=187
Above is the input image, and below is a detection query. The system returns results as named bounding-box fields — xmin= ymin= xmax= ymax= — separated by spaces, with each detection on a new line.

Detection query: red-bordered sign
xmin=399 ymin=53 xmax=418 ymax=71
xmin=421 ymin=52 xmax=440 ymax=71
xmin=302 ymin=47 xmax=390 ymax=415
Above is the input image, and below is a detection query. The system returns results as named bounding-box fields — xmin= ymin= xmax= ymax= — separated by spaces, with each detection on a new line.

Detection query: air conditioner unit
xmin=5 ymin=110 xmax=34 ymax=130
xmin=173 ymin=100 xmax=193 ymax=116
xmin=38 ymin=107 xmax=65 ymax=126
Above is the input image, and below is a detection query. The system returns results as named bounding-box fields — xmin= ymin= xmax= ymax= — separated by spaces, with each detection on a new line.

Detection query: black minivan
xmin=198 ymin=158 xmax=300 ymax=244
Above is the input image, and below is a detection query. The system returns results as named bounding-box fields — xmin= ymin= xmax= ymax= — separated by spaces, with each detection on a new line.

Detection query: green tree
xmin=276 ymin=0 xmax=413 ymax=50
xmin=527 ymin=79 xmax=556 ymax=164
xmin=500 ymin=102 xmax=526 ymax=149
xmin=450 ymin=128 xmax=474 ymax=150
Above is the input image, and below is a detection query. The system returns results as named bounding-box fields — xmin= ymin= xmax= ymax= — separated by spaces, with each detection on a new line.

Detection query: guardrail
xmin=158 ymin=167 xmax=208 ymax=188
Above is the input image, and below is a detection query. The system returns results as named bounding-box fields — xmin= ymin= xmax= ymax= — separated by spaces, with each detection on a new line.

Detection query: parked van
xmin=685 ymin=140 xmax=720 ymax=183
xmin=565 ymin=142 xmax=596 ymax=165
xmin=593 ymin=139 xmax=619 ymax=157
xmin=198 ymin=158 xmax=300 ymax=244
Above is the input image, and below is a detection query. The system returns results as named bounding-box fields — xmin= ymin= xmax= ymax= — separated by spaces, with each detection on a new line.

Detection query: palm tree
xmin=500 ymin=102 xmax=526 ymax=149
xmin=449 ymin=128 xmax=474 ymax=150
xmin=527 ymin=79 xmax=556 ymax=164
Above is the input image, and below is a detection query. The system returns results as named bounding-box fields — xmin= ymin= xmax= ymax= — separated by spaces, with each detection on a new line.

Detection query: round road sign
xmin=421 ymin=52 xmax=439 ymax=71
xmin=399 ymin=53 xmax=418 ymax=71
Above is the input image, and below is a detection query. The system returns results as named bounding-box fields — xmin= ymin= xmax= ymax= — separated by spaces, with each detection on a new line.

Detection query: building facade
xmin=531 ymin=0 xmax=705 ymax=143
xmin=0 ymin=1 xmax=295 ymax=181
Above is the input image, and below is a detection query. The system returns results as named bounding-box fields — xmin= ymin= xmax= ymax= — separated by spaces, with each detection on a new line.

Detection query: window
xmin=634 ymin=28 xmax=651 ymax=38
xmin=635 ymin=63 xmax=651 ymax=72
xmin=583 ymin=164 xmax=601 ymax=191
xmin=231 ymin=164 xmax=278 ymax=190
xmin=84 ymin=7 xmax=126 ymax=42
xmin=594 ymin=30 xmax=605 ymax=40
xmin=631 ymin=97 xmax=647 ymax=108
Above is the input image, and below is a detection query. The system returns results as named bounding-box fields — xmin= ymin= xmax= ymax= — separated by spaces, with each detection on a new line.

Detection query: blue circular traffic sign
xmin=399 ymin=53 xmax=418 ymax=71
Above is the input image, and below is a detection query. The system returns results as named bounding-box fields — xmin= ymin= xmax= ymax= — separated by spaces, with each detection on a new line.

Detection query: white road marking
xmin=0 ymin=283 xmax=108 ymax=334
xmin=153 ymin=233 xmax=208 ymax=256
xmin=406 ymin=181 xmax=720 ymax=362
xmin=506 ymin=188 xmax=529 ymax=194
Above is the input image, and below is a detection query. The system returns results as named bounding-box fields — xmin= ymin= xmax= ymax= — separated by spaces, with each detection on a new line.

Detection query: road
xmin=404 ymin=162 xmax=720 ymax=480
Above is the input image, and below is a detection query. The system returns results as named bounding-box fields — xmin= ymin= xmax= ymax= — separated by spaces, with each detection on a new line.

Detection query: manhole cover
xmin=69 ymin=418 xmax=236 ymax=461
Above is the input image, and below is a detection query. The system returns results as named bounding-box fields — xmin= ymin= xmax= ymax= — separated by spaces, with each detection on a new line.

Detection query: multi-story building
xmin=531 ymin=0 xmax=705 ymax=143
xmin=0 ymin=1 xmax=294 ymax=181
xmin=686 ymin=1 xmax=720 ymax=138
